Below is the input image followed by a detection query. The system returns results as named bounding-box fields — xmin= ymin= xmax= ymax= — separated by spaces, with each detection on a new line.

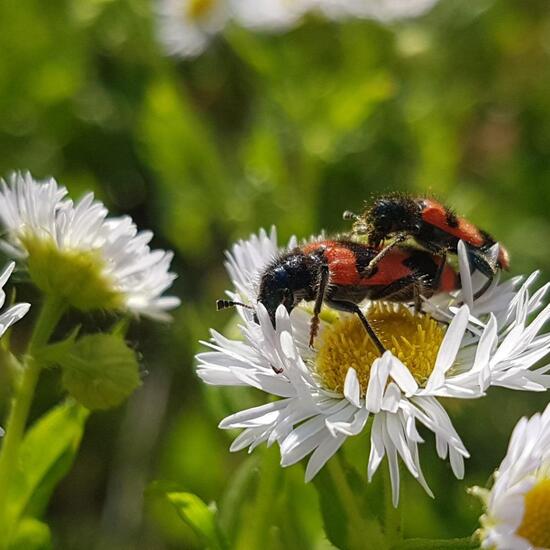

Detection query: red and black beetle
xmin=344 ymin=195 xmax=509 ymax=297
xmin=218 ymin=239 xmax=459 ymax=356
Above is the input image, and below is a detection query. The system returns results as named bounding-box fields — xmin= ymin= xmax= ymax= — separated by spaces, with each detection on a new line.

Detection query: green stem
xmin=327 ymin=454 xmax=388 ymax=550
xmin=383 ymin=464 xmax=402 ymax=546
xmin=392 ymin=537 xmax=479 ymax=549
xmin=0 ymin=295 xmax=65 ymax=544
xmin=238 ymin=447 xmax=280 ymax=550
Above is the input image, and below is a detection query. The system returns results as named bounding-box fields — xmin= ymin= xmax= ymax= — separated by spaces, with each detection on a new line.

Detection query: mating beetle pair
xmin=218 ymin=195 xmax=509 ymax=356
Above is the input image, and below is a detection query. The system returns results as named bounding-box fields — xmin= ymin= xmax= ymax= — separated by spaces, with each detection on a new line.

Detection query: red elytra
xmin=302 ymin=240 xmax=458 ymax=291
xmin=421 ymin=198 xmax=509 ymax=269
xmin=421 ymin=199 xmax=485 ymax=247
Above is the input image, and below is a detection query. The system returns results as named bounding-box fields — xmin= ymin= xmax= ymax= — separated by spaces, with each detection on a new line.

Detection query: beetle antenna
xmin=343 ymin=210 xmax=360 ymax=222
xmin=216 ymin=299 xmax=254 ymax=311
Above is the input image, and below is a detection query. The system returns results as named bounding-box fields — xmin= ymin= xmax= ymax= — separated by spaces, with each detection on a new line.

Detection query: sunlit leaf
xmin=59 ymin=333 xmax=141 ymax=410
xmin=6 ymin=402 xmax=89 ymax=536
xmin=9 ymin=517 xmax=52 ymax=550
xmin=149 ymin=482 xmax=227 ymax=550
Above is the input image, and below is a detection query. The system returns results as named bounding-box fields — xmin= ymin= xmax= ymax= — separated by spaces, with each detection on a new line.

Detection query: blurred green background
xmin=1 ymin=0 xmax=550 ymax=548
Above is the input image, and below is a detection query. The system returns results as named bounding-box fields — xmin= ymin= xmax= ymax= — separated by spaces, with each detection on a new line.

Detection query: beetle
xmin=343 ymin=194 xmax=509 ymax=298
xmin=217 ymin=239 xmax=459 ymax=355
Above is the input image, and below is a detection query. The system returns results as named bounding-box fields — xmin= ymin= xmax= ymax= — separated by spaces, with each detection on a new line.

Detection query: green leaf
xmin=33 ymin=326 xmax=80 ymax=369
xmin=149 ymin=483 xmax=227 ymax=550
xmin=9 ymin=517 xmax=52 ymax=550
xmin=166 ymin=492 xmax=225 ymax=548
xmin=59 ymin=333 xmax=141 ymax=410
xmin=6 ymin=401 xmax=89 ymax=532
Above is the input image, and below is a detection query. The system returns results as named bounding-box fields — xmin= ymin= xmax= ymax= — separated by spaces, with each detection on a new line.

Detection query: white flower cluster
xmin=156 ymin=0 xmax=439 ymax=58
xmin=197 ymin=227 xmax=550 ymax=504
xmin=0 ymin=173 xmax=180 ymax=320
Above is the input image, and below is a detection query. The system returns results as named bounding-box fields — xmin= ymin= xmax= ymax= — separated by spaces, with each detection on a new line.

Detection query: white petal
xmin=366 ymin=352 xmax=392 ymax=413
xmin=389 ymin=356 xmax=418 ymax=396
xmin=426 ymin=305 xmax=469 ymax=391
xmin=304 ymin=433 xmax=347 ymax=482
xmin=343 ymin=367 xmax=361 ymax=407
xmin=457 ymin=240 xmax=474 ymax=309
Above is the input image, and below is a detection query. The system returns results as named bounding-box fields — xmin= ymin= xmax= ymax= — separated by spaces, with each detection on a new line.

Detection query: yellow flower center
xmin=316 ymin=303 xmax=446 ymax=395
xmin=516 ymin=477 xmax=550 ymax=548
xmin=186 ymin=0 xmax=216 ymax=20
xmin=21 ymin=234 xmax=123 ymax=312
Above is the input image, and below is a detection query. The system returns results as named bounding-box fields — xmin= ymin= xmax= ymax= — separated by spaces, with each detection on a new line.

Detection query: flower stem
xmin=392 ymin=537 xmax=479 ymax=549
xmin=327 ymin=453 xmax=388 ymax=550
xmin=0 ymin=295 xmax=65 ymax=543
xmin=239 ymin=447 xmax=280 ymax=550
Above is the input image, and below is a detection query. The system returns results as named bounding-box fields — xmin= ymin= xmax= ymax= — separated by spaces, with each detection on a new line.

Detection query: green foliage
xmin=9 ymin=518 xmax=52 ymax=550
xmin=1 ymin=0 xmax=550 ymax=547
xmin=58 ymin=334 xmax=141 ymax=410
xmin=5 ymin=402 xmax=88 ymax=541
xmin=150 ymin=482 xmax=227 ymax=550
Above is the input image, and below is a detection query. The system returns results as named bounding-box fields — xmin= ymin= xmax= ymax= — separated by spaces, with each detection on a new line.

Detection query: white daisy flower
xmin=313 ymin=0 xmax=439 ymax=22
xmin=156 ymin=0 xmax=229 ymax=58
xmin=0 ymin=173 xmax=180 ymax=320
xmin=197 ymin=228 xmax=550 ymax=505
xmin=229 ymin=0 xmax=310 ymax=31
xmin=473 ymin=403 xmax=550 ymax=550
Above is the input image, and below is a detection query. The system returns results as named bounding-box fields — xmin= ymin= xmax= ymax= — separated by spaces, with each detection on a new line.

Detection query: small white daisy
xmin=229 ymin=0 xmax=310 ymax=31
xmin=156 ymin=0 xmax=229 ymax=58
xmin=0 ymin=173 xmax=180 ymax=320
xmin=198 ymin=228 xmax=550 ymax=504
xmin=473 ymin=402 xmax=550 ymax=550
xmin=313 ymin=0 xmax=439 ymax=22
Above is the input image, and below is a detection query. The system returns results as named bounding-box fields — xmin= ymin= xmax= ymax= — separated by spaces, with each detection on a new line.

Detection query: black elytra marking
xmin=479 ymin=228 xmax=496 ymax=249
xmin=402 ymin=250 xmax=439 ymax=281
xmin=337 ymin=240 xmax=379 ymax=277
xmin=444 ymin=206 xmax=459 ymax=228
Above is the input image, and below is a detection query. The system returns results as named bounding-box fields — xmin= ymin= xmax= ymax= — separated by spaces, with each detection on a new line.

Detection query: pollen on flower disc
xmin=316 ymin=303 xmax=446 ymax=396
xmin=516 ymin=478 xmax=550 ymax=548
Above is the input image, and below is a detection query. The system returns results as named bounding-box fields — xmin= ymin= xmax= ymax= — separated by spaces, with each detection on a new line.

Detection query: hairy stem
xmin=0 ymin=295 xmax=65 ymax=544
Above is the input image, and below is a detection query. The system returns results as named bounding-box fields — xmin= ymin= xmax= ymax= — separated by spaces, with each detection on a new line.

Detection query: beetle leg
xmin=325 ymin=299 xmax=386 ymax=355
xmin=413 ymin=283 xmax=422 ymax=313
xmin=309 ymin=261 xmax=330 ymax=348
xmin=431 ymin=250 xmax=447 ymax=290
xmin=371 ymin=274 xmax=422 ymax=303
xmin=467 ymin=248 xmax=496 ymax=300
xmin=361 ymin=232 xmax=409 ymax=277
